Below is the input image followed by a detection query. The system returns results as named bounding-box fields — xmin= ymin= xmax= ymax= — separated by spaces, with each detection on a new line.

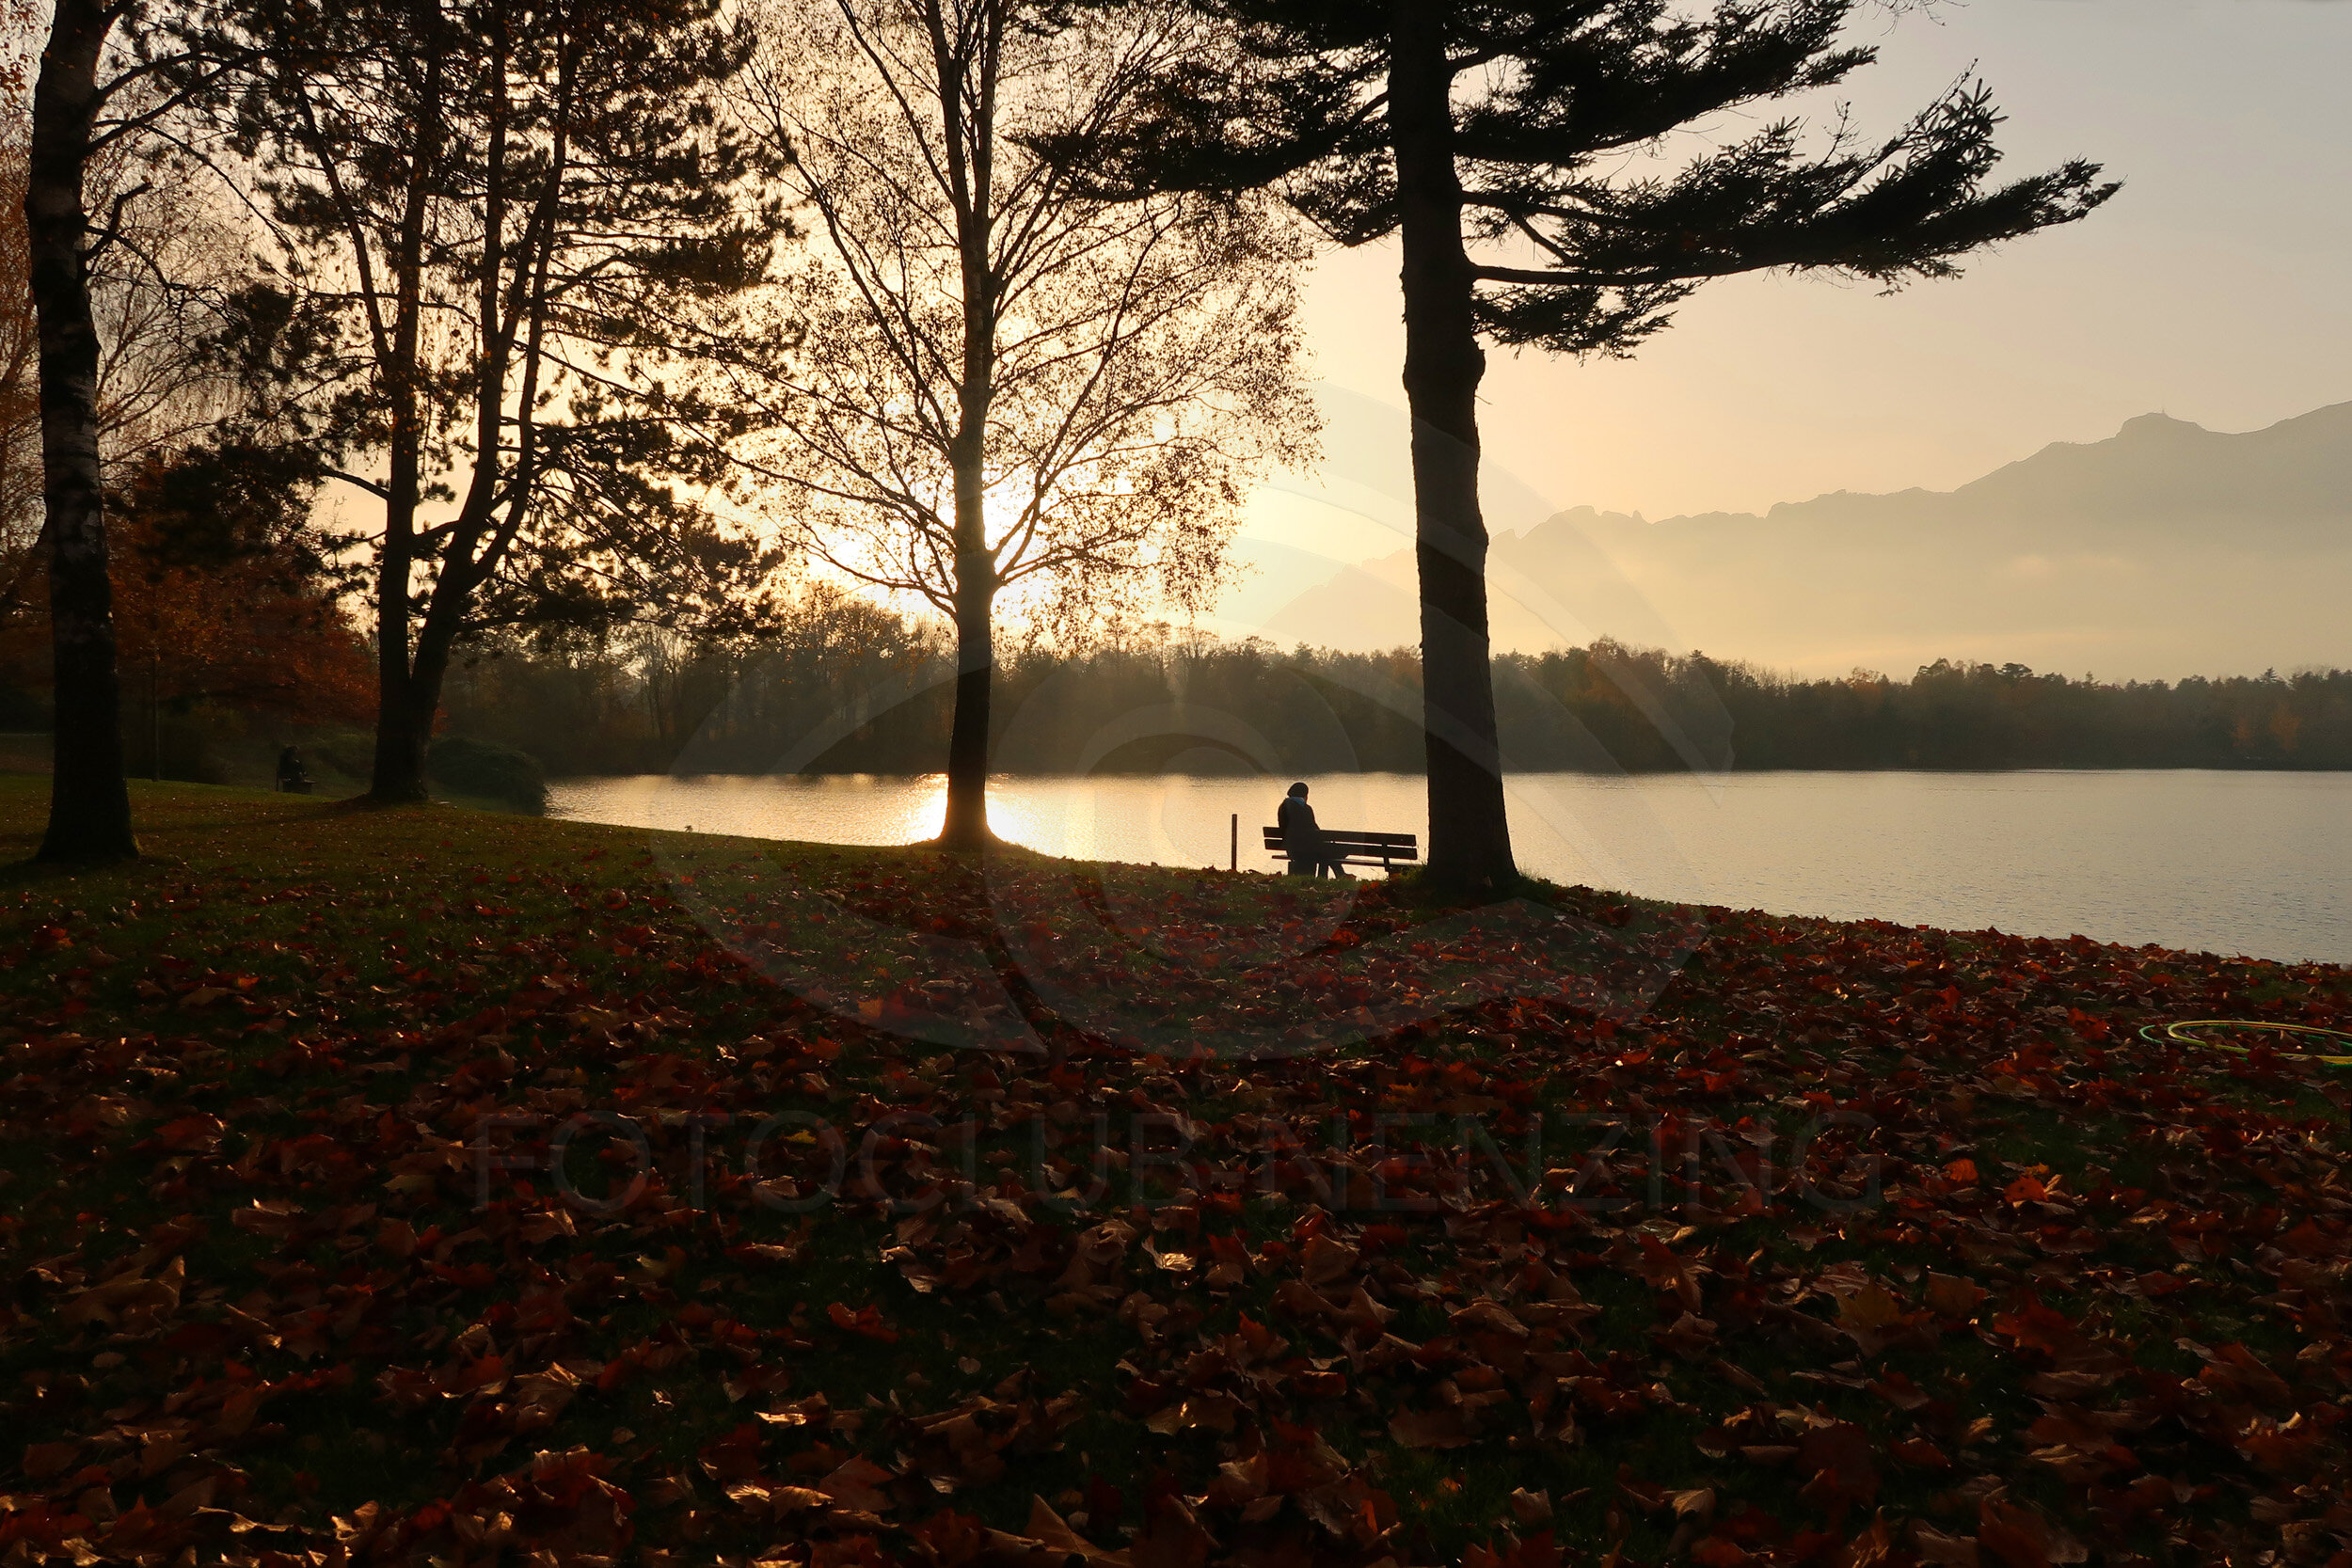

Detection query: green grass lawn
xmin=1 ymin=776 xmax=2347 ymax=1568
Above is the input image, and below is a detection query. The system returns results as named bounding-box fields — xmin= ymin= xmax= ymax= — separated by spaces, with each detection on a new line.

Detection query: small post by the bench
xmin=1230 ymin=813 xmax=1237 ymax=872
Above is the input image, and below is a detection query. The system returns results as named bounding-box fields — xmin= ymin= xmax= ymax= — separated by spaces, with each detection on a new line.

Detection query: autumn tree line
xmin=425 ymin=626 xmax=2352 ymax=782
xmin=8 ymin=0 xmax=2116 ymax=884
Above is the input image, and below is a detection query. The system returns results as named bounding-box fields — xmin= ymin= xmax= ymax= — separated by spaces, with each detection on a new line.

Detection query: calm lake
xmin=546 ymin=769 xmax=2352 ymax=965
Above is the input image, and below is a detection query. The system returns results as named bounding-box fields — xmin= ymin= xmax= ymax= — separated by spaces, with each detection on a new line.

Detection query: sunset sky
xmin=1220 ymin=0 xmax=2352 ymax=606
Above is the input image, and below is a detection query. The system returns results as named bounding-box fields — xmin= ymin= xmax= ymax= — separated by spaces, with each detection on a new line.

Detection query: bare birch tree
xmin=726 ymin=0 xmax=1314 ymax=850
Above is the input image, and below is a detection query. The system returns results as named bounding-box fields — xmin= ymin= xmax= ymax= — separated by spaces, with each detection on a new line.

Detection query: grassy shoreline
xmin=2 ymin=777 xmax=2347 ymax=1567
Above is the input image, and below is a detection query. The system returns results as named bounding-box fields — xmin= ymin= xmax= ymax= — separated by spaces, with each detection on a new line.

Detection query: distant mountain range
xmin=1263 ymin=401 xmax=2352 ymax=680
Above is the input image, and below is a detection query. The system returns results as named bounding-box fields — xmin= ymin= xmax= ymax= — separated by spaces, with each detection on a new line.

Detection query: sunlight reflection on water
xmin=547 ymin=768 xmax=2352 ymax=964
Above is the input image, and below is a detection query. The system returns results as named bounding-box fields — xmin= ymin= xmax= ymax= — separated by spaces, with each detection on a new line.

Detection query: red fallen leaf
xmin=2190 ymin=1341 xmax=2294 ymax=1408
xmin=828 ymin=1302 xmax=899 ymax=1342
xmin=1988 ymin=1297 xmax=2077 ymax=1358
xmin=1943 ymin=1158 xmax=1979 ymax=1184
xmin=1977 ymin=1496 xmax=2088 ymax=1567
xmin=1795 ymin=1420 xmax=1879 ymax=1507
xmin=1890 ymin=1436 xmax=1951 ymax=1470
xmin=1923 ymin=1273 xmax=1987 ymax=1318
xmin=1629 ymin=1235 xmax=1703 ymax=1311
xmin=699 ymin=1423 xmax=768 ymax=1482
xmin=151 ymin=1115 xmax=225 ymax=1153
xmin=911 ymin=1510 xmax=990 ymax=1568
xmin=2279 ymin=1219 xmax=2335 ymax=1257
xmin=1866 ymin=1370 xmax=1932 ymax=1411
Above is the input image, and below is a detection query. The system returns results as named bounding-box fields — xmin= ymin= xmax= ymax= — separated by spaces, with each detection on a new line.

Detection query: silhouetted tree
xmin=724 ymin=0 xmax=1312 ymax=850
xmin=24 ymin=0 xmax=128 ymax=860
xmin=1059 ymin=0 xmax=2119 ymax=890
xmin=178 ymin=0 xmax=787 ymax=802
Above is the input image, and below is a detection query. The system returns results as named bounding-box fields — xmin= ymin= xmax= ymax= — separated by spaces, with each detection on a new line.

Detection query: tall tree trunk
xmin=365 ymin=341 xmax=432 ymax=802
xmin=938 ymin=1 xmax=1000 ymax=855
xmin=938 ymin=451 xmax=994 ymax=850
xmin=28 ymin=0 xmax=135 ymax=863
xmin=366 ymin=49 xmax=445 ymax=805
xmin=1388 ymin=0 xmax=1513 ymax=893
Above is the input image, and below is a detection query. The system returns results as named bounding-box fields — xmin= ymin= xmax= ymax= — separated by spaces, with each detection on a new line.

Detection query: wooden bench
xmin=1263 ymin=825 xmax=1419 ymax=874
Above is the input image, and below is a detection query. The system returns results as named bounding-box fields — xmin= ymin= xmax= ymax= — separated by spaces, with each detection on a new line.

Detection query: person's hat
xmin=1287 ymin=782 xmax=1308 ymax=797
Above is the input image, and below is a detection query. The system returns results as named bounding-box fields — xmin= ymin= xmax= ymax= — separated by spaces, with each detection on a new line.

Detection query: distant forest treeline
xmin=440 ymin=602 xmax=2352 ymax=777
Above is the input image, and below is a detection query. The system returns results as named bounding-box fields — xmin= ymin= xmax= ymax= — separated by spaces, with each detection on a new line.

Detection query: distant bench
xmin=1263 ymin=825 xmax=1419 ymax=874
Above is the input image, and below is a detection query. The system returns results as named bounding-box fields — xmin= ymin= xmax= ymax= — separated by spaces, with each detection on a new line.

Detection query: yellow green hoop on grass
xmin=2135 ymin=1019 xmax=2352 ymax=1069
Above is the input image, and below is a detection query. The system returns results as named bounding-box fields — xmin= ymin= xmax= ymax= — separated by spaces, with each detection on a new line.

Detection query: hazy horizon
xmin=1215 ymin=396 xmax=2352 ymax=682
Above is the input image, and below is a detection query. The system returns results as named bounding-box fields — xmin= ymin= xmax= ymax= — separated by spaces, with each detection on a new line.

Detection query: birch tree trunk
xmin=29 ymin=0 xmax=136 ymax=863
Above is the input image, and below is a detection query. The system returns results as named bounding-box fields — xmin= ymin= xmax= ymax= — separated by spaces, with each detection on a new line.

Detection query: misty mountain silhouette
xmin=1265 ymin=401 xmax=2352 ymax=680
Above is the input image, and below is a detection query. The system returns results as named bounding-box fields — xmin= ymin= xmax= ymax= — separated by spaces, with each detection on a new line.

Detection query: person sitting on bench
xmin=1276 ymin=782 xmax=1349 ymax=879
xmin=276 ymin=744 xmax=314 ymax=794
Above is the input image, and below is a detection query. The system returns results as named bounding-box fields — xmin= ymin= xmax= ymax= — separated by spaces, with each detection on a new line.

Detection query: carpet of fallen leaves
xmin=2 ymin=778 xmax=2350 ymax=1568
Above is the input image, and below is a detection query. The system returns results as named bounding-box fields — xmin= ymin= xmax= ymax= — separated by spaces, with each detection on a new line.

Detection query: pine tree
xmin=1061 ymin=0 xmax=2117 ymax=891
xmin=177 ymin=0 xmax=786 ymax=803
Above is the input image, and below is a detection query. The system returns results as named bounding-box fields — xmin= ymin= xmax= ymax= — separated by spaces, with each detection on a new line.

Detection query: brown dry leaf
xmin=1131 ymin=1498 xmax=1212 ymax=1568
xmin=1301 ymin=1235 xmax=1359 ymax=1286
xmin=818 ymin=1454 xmax=896 ymax=1513
xmin=1911 ymin=1524 xmax=1982 ymax=1567
xmin=1450 ymin=1300 xmax=1530 ymax=1339
xmin=1025 ymin=1496 xmax=1133 ymax=1566
xmin=1924 ymin=1273 xmax=1987 ymax=1318
xmin=1142 ymin=1394 xmax=1239 ymax=1435
xmin=21 ymin=1442 xmax=81 ymax=1480
xmin=1836 ymin=1282 xmax=1907 ymax=1332
xmin=758 ymin=1393 xmax=832 ymax=1429
xmin=1389 ymin=1407 xmax=1477 ymax=1449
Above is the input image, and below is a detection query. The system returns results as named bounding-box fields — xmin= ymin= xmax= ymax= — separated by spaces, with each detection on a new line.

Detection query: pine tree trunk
xmin=938 ymin=453 xmax=994 ymax=850
xmin=368 ymin=545 xmax=432 ymax=802
xmin=28 ymin=0 xmax=135 ymax=863
xmin=1388 ymin=0 xmax=1514 ymax=893
xmin=365 ymin=55 xmax=445 ymax=806
xmin=365 ymin=354 xmax=431 ymax=800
